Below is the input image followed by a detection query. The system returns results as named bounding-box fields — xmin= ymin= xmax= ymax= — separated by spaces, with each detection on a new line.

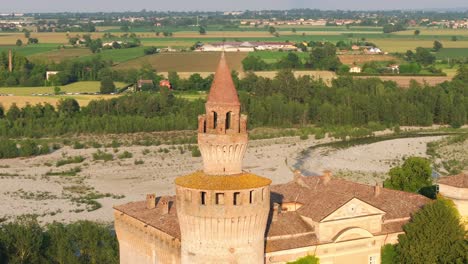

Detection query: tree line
xmin=0 ymin=217 xmax=118 ymax=264
xmin=0 ymin=66 xmax=466 ymax=139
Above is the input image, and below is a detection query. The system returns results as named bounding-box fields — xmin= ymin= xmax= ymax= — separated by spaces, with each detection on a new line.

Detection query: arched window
xmin=225 ymin=112 xmax=232 ymax=130
xmin=213 ymin=112 xmax=218 ymax=129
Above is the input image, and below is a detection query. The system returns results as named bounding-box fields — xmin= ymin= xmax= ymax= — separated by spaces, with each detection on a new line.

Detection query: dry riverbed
xmin=0 ymin=132 xmax=463 ymax=224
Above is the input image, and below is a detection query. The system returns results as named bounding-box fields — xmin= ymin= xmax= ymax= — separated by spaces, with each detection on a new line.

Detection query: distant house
xmin=198 ymin=41 xmax=297 ymax=52
xmin=159 ymin=80 xmax=172 ymax=90
xmin=349 ymin=66 xmax=362 ymax=73
xmin=388 ymin=64 xmax=400 ymax=74
xmin=351 ymin=45 xmax=360 ymax=51
xmin=135 ymin=79 xmax=154 ymax=91
xmin=46 ymin=71 xmax=59 ymax=81
xmin=366 ymin=47 xmax=382 ymax=54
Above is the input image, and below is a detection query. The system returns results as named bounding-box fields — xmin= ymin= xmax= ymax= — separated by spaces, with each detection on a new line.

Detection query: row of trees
xmin=0 ymin=66 xmax=466 ymax=138
xmin=242 ymin=43 xmax=342 ymax=71
xmin=0 ymin=217 xmax=118 ymax=264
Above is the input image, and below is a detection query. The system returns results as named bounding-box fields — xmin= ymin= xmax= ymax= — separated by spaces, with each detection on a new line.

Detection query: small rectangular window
xmin=249 ymin=190 xmax=254 ymax=204
xmin=215 ymin=193 xmax=224 ymax=205
xmin=233 ymin=192 xmax=240 ymax=206
xmin=201 ymin=192 xmax=206 ymax=205
xmin=369 ymin=255 xmax=377 ymax=264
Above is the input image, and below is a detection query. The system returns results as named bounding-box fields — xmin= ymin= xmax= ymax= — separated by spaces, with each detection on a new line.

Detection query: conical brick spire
xmin=207 ymin=52 xmax=240 ymax=106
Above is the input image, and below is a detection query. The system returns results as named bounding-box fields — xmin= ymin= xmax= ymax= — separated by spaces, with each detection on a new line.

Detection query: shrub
xmin=191 ymin=147 xmax=201 ymax=157
xmin=134 ymin=159 xmax=144 ymax=165
xmin=92 ymin=150 xmax=113 ymax=161
xmin=73 ymin=141 xmax=85 ymax=149
xmin=56 ymin=156 xmax=85 ymax=167
xmin=118 ymin=151 xmax=133 ymax=159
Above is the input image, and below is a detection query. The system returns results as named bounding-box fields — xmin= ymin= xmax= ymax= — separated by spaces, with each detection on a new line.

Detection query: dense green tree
xmin=242 ymin=56 xmax=269 ymax=71
xmin=307 ymin=43 xmax=342 ymax=71
xmin=0 ymin=218 xmax=118 ymax=264
xmin=143 ymin=46 xmax=158 ymax=55
xmin=277 ymin=52 xmax=302 ymax=69
xmin=414 ymin=29 xmax=420 ymax=36
xmin=100 ymin=77 xmax=116 ymax=94
xmin=57 ymin=99 xmax=80 ymax=117
xmin=396 ymin=197 xmax=467 ymax=264
xmin=384 ymin=157 xmax=432 ymax=193
xmin=15 ymin=39 xmax=22 ymax=47
xmin=0 ymin=216 xmax=45 ymax=264
xmin=413 ymin=47 xmax=436 ymax=66
xmin=199 ymin=26 xmax=206 ymax=35
xmin=168 ymin=71 xmax=180 ymax=89
xmin=381 ymin=244 xmax=397 ymax=264
xmin=433 ymin=40 xmax=443 ymax=52
xmin=287 ymin=255 xmax=319 ymax=264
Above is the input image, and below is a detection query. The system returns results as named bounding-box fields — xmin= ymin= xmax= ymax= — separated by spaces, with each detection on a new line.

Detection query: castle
xmin=114 ymin=54 xmax=430 ymax=264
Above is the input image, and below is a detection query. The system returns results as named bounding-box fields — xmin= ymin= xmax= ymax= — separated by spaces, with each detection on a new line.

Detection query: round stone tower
xmin=175 ymin=53 xmax=271 ymax=264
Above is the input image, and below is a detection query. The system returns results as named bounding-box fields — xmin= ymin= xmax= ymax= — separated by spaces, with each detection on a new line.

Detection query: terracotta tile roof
xmin=266 ymin=211 xmax=314 ymax=237
xmin=271 ymin=176 xmax=429 ymax=222
xmin=206 ymin=52 xmax=240 ymax=106
xmin=115 ymin=173 xmax=429 ymax=250
xmin=380 ymin=220 xmax=409 ymax=234
xmin=438 ymin=173 xmax=468 ymax=188
xmin=175 ymin=171 xmax=271 ymax=190
xmin=265 ymin=234 xmax=318 ymax=253
xmin=114 ymin=196 xmax=181 ymax=239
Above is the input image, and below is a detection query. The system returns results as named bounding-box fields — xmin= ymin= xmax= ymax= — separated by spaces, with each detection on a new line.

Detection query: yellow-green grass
xmin=0 ymin=94 xmax=119 ymax=110
xmin=393 ymin=28 xmax=468 ymax=36
xmin=252 ymin=70 xmax=336 ymax=85
xmin=29 ymin=48 xmax=92 ymax=63
xmin=369 ymin=39 xmax=468 ymax=53
xmin=174 ymin=91 xmax=207 ymax=101
xmin=0 ymin=81 xmax=128 ymax=96
xmin=113 ymin=52 xmax=247 ymax=72
xmin=338 ymin=54 xmax=400 ymax=65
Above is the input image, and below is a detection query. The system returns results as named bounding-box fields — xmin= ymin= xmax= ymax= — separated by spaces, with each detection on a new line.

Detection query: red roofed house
xmin=114 ymin=53 xmax=430 ymax=264
xmin=159 ymin=80 xmax=172 ymax=90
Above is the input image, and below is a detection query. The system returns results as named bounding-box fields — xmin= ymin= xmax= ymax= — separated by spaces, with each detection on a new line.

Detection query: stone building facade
xmin=114 ymin=54 xmax=430 ymax=264
xmin=438 ymin=173 xmax=468 ymax=227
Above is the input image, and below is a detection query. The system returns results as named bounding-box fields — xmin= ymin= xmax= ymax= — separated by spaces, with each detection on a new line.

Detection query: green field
xmin=0 ymin=44 xmax=59 ymax=56
xmin=0 ymin=81 xmax=128 ymax=96
xmin=249 ymin=51 xmax=309 ymax=63
xmin=80 ymin=46 xmax=147 ymax=64
xmin=435 ymin=48 xmax=468 ymax=59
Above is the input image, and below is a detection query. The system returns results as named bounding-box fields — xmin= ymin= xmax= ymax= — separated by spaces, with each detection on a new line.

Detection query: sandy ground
xmin=0 ymin=134 xmax=451 ymax=224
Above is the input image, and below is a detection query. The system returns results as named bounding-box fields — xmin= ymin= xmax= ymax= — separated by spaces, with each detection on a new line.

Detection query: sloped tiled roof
xmin=114 ymin=174 xmax=430 ymax=249
xmin=270 ymin=176 xmax=429 ymax=222
xmin=206 ymin=52 xmax=240 ymax=106
xmin=438 ymin=173 xmax=468 ymax=188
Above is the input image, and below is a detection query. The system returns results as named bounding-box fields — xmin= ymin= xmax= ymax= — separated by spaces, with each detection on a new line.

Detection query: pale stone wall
xmin=439 ymin=183 xmax=468 ymax=217
xmin=318 ymin=215 xmax=383 ymax=242
xmin=176 ymin=185 xmax=270 ymax=264
xmin=114 ymin=211 xmax=181 ymax=264
xmin=265 ymin=234 xmax=393 ymax=264
xmin=198 ymin=132 xmax=248 ymax=175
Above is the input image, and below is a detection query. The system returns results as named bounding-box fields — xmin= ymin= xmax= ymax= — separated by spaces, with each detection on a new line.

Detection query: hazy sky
xmin=2 ymin=0 xmax=467 ymax=13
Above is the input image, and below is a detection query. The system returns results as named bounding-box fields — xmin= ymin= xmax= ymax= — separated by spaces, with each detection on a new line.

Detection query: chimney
xmin=321 ymin=170 xmax=332 ymax=185
xmin=8 ymin=49 xmax=12 ymax=73
xmin=146 ymin=194 xmax=156 ymax=209
xmin=374 ymin=183 xmax=383 ymax=197
xmin=272 ymin=203 xmax=281 ymax=222
xmin=159 ymin=198 xmax=169 ymax=215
